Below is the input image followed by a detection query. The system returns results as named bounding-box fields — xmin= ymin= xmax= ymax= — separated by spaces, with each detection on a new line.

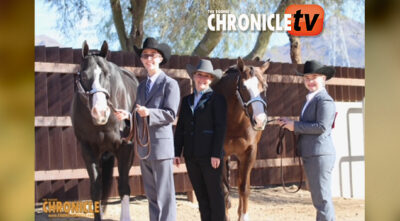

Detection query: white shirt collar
xmin=306 ymin=87 xmax=324 ymax=102
xmin=146 ymin=71 xmax=162 ymax=91
xmin=148 ymin=71 xmax=161 ymax=83
xmin=301 ymin=87 xmax=325 ymax=117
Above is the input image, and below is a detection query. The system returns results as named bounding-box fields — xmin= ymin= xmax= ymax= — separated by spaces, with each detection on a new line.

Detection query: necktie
xmin=145 ymin=78 xmax=151 ymax=99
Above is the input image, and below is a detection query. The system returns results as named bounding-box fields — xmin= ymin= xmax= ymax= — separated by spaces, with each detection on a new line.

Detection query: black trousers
xmin=185 ymin=158 xmax=226 ymax=221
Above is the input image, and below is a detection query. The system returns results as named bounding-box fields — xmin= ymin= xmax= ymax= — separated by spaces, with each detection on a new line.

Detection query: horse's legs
xmin=81 ymin=143 xmax=102 ymax=221
xmin=237 ymin=146 xmax=257 ymax=221
xmin=116 ymin=142 xmax=135 ymax=221
xmin=222 ymin=155 xmax=231 ymax=221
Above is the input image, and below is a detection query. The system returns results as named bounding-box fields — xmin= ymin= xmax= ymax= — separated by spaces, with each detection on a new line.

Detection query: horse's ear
xmin=237 ymin=57 xmax=244 ymax=72
xmin=260 ymin=58 xmax=270 ymax=74
xmin=99 ymin=41 xmax=109 ymax=58
xmin=82 ymin=40 xmax=89 ymax=58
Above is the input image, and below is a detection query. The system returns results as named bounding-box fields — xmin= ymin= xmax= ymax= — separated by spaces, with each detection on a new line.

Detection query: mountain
xmin=265 ymin=16 xmax=365 ymax=68
xmin=35 ymin=35 xmax=62 ymax=47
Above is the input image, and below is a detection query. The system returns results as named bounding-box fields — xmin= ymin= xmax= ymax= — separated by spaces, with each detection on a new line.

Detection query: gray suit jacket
xmin=135 ymin=71 xmax=180 ymax=160
xmin=294 ymin=88 xmax=336 ymax=157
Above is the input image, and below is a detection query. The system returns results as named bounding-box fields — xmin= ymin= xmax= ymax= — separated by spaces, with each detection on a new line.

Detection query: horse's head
xmin=235 ymin=57 xmax=269 ymax=130
xmin=78 ymin=40 xmax=112 ymax=126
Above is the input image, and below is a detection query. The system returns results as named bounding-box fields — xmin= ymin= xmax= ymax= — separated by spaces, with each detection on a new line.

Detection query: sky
xmin=35 ymin=0 xmax=364 ymax=52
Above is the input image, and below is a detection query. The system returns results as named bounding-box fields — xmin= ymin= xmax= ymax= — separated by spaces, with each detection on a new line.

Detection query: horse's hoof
xmin=120 ymin=195 xmax=131 ymax=221
xmin=239 ymin=213 xmax=249 ymax=221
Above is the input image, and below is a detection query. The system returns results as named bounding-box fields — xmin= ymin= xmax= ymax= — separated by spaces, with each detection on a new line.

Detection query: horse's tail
xmin=224 ymin=156 xmax=231 ymax=190
xmin=101 ymin=152 xmax=115 ymax=211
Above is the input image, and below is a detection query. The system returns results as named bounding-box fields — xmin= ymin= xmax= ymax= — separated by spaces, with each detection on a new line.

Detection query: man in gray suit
xmin=278 ymin=60 xmax=337 ymax=221
xmin=115 ymin=37 xmax=180 ymax=221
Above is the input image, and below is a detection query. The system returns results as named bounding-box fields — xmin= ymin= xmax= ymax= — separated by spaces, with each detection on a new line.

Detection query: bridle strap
xmin=89 ymin=88 xmax=110 ymax=99
xmin=235 ymin=74 xmax=268 ymax=130
xmin=276 ymin=125 xmax=303 ymax=193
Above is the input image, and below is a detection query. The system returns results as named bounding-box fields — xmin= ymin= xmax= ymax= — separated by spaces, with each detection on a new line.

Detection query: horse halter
xmin=76 ymin=70 xmax=111 ymax=99
xmin=235 ymin=68 xmax=268 ymax=131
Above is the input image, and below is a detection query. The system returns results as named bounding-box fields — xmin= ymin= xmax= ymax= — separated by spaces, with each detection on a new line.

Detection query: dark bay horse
xmin=213 ymin=57 xmax=270 ymax=221
xmin=71 ymin=41 xmax=138 ymax=221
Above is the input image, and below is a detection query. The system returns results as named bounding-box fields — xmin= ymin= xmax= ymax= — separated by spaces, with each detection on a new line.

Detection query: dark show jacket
xmin=174 ymin=88 xmax=227 ymax=159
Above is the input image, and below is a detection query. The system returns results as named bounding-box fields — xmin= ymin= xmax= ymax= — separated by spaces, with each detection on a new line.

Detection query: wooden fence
xmin=34 ymin=46 xmax=365 ymax=202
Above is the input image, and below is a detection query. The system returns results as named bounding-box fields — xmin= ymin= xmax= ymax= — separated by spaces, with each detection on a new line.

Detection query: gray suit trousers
xmin=140 ymin=159 xmax=176 ymax=221
xmin=303 ymin=155 xmax=336 ymax=221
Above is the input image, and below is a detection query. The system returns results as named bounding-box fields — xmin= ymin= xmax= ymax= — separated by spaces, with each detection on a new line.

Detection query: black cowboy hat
xmin=134 ymin=37 xmax=171 ymax=65
xmin=296 ymin=60 xmax=335 ymax=80
xmin=186 ymin=59 xmax=223 ymax=80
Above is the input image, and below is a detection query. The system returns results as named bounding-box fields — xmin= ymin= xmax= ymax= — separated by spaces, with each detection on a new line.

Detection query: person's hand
xmin=113 ymin=109 xmax=130 ymax=121
xmin=173 ymin=157 xmax=181 ymax=168
xmin=136 ymin=104 xmax=149 ymax=117
xmin=278 ymin=118 xmax=294 ymax=131
xmin=211 ymin=157 xmax=220 ymax=169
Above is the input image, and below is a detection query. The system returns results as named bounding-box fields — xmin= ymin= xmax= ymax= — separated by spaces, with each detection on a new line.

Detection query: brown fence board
xmin=75 ymin=141 xmax=86 ymax=169
xmin=47 ymin=73 xmax=62 ymax=115
xmin=335 ymin=66 xmax=343 ymax=78
xmin=35 ymin=73 xmax=48 ymax=116
xmin=78 ymin=179 xmax=91 ymax=200
xmin=51 ymin=180 xmax=66 ymax=201
xmin=49 ymin=127 xmax=64 ymax=170
xmin=249 ymin=166 xmax=303 ymax=186
xmin=343 ymin=86 xmax=351 ymax=102
xmin=60 ymin=48 xmax=74 ymax=63
xmin=178 ymin=56 xmax=191 ymax=69
xmin=257 ymin=125 xmax=280 ymax=159
xmin=46 ymin=47 xmax=60 ymax=63
xmin=359 ymin=68 xmax=365 ymax=79
xmin=335 ymin=85 xmax=343 ymax=101
xmin=36 ymin=181 xmax=52 ymax=202
xmin=60 ymin=48 xmax=75 ymax=116
xmin=62 ymin=127 xmax=77 ymax=169
xmin=35 ymin=46 xmax=46 ymax=62
xmin=349 ymin=84 xmax=357 ymax=101
xmin=266 ymin=83 xmax=285 ymax=116
xmin=35 ymin=127 xmax=50 ymax=170
xmin=326 ymin=85 xmax=336 ymax=101
xmin=266 ymin=62 xmax=282 ymax=75
xmin=130 ymin=176 xmax=145 ymax=196
xmin=110 ymin=51 xmax=124 ymax=66
xmin=122 ymin=51 xmax=135 ymax=66
xmin=282 ymin=63 xmax=297 ymax=75
xmin=60 ymin=74 xmax=75 ymax=116
xmin=109 ymin=179 xmax=119 ymax=198
xmin=167 ymin=55 xmax=180 ymax=69
xmin=73 ymin=49 xmax=83 ymax=64
xmin=356 ymin=86 xmax=364 ymax=101
xmin=348 ymin=67 xmax=356 ymax=78
xmin=64 ymin=179 xmax=79 ymax=201
xmin=282 ymin=84 xmax=297 ymax=116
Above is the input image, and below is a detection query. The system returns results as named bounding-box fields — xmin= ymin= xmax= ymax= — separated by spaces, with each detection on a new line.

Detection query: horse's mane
xmin=223 ymin=64 xmax=239 ymax=76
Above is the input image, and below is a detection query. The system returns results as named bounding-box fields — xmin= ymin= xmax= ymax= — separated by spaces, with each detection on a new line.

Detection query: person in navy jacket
xmin=174 ymin=59 xmax=227 ymax=221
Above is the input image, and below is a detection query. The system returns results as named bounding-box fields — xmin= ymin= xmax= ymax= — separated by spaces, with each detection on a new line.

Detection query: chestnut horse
xmin=71 ymin=41 xmax=138 ymax=221
xmin=213 ymin=58 xmax=270 ymax=221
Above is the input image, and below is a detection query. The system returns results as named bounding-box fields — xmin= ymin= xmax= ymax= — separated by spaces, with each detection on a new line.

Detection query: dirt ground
xmin=35 ymin=186 xmax=364 ymax=221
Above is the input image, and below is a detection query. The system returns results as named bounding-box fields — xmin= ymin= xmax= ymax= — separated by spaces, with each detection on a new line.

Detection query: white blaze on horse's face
xmin=91 ymin=66 xmax=111 ymax=125
xmin=243 ymin=76 xmax=267 ymax=129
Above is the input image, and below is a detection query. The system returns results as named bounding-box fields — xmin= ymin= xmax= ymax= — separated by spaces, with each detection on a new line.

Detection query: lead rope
xmin=276 ymin=125 xmax=303 ymax=193
xmin=108 ymin=101 xmax=151 ymax=160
